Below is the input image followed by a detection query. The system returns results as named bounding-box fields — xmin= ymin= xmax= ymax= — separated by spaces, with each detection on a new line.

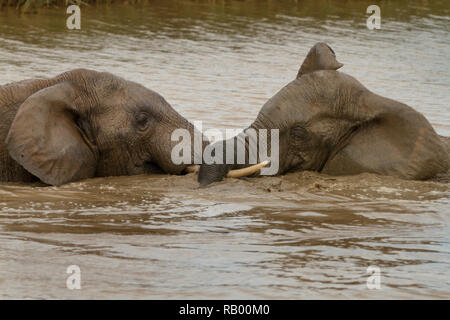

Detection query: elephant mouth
xmin=142 ymin=161 xmax=166 ymax=174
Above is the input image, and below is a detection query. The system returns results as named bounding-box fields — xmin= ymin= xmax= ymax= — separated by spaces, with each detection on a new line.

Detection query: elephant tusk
xmin=226 ymin=161 xmax=270 ymax=178
xmin=185 ymin=165 xmax=200 ymax=173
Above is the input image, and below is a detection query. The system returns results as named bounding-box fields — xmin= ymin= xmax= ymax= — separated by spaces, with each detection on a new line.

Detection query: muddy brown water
xmin=0 ymin=0 xmax=449 ymax=299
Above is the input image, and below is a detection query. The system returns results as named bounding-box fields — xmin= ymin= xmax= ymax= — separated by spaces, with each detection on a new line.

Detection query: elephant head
xmin=5 ymin=69 xmax=205 ymax=186
xmin=198 ymin=43 xmax=449 ymax=186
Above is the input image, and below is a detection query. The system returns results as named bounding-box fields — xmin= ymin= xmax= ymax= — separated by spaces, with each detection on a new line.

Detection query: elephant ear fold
xmin=6 ymin=82 xmax=98 ymax=186
xmin=296 ymin=42 xmax=344 ymax=78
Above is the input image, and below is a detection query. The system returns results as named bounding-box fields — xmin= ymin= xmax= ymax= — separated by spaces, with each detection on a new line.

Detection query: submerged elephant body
xmin=0 ymin=69 xmax=203 ymax=185
xmin=198 ymin=43 xmax=449 ymax=185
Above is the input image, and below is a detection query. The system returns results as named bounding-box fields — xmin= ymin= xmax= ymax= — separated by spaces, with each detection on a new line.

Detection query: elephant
xmin=198 ymin=42 xmax=449 ymax=186
xmin=0 ymin=69 xmax=205 ymax=186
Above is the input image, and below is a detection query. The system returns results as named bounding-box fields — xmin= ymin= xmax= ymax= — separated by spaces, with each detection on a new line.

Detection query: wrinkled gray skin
xmin=198 ymin=42 xmax=449 ymax=186
xmin=0 ymin=69 xmax=206 ymax=186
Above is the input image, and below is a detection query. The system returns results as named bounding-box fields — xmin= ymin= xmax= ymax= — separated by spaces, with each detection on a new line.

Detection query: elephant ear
xmin=296 ymin=42 xmax=344 ymax=78
xmin=6 ymin=82 xmax=98 ymax=186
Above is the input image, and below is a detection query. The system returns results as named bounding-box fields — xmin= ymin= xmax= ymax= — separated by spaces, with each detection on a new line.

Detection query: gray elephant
xmin=0 ymin=69 xmax=204 ymax=186
xmin=198 ymin=43 xmax=449 ymax=186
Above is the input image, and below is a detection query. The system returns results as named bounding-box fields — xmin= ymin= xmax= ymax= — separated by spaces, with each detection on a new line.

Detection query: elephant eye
xmin=135 ymin=112 xmax=150 ymax=130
